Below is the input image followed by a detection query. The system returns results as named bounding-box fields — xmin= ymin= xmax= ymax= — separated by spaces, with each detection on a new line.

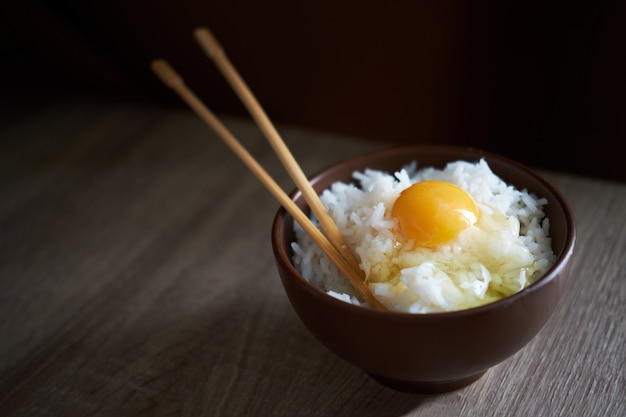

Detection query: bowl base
xmin=369 ymin=370 xmax=487 ymax=394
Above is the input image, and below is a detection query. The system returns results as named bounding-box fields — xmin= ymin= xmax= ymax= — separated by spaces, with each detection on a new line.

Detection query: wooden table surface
xmin=1 ymin=97 xmax=624 ymax=417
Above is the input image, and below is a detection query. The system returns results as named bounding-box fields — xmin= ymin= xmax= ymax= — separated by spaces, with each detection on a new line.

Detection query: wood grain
xmin=0 ymin=98 xmax=624 ymax=416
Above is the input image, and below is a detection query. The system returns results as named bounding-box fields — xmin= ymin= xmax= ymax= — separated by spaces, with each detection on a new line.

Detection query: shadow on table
xmin=0 ymin=291 xmax=447 ymax=417
xmin=108 ymin=299 xmax=438 ymax=416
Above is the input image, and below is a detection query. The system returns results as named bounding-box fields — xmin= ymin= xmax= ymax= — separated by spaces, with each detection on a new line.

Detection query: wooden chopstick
xmin=192 ymin=27 xmax=363 ymax=282
xmin=150 ymin=59 xmax=386 ymax=311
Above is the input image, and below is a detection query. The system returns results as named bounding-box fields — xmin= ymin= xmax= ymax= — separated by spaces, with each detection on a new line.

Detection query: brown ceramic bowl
xmin=271 ymin=144 xmax=576 ymax=394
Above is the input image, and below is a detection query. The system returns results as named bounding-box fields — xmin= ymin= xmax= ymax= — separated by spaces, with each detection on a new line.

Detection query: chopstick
xmin=150 ymin=60 xmax=386 ymax=311
xmin=192 ymin=27 xmax=363 ymax=282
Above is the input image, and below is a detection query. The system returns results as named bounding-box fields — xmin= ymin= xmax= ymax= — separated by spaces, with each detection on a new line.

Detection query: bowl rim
xmin=272 ymin=143 xmax=577 ymax=319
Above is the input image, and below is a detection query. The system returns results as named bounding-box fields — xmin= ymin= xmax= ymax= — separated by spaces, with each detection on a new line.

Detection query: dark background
xmin=2 ymin=1 xmax=624 ymax=182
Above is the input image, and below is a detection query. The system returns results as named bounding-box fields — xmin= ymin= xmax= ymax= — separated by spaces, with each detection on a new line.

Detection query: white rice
xmin=291 ymin=158 xmax=557 ymax=313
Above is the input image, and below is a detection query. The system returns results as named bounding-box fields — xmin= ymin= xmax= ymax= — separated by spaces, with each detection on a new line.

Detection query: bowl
xmin=271 ymin=144 xmax=576 ymax=394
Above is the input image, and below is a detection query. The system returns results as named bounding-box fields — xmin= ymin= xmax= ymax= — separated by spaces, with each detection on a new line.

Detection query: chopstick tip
xmin=193 ymin=26 xmax=223 ymax=58
xmin=150 ymin=59 xmax=184 ymax=89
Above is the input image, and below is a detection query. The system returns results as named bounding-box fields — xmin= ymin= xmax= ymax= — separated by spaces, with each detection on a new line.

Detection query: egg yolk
xmin=392 ymin=180 xmax=480 ymax=247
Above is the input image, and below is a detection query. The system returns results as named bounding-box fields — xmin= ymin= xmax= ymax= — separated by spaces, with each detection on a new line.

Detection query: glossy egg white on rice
xmin=291 ymin=159 xmax=558 ymax=313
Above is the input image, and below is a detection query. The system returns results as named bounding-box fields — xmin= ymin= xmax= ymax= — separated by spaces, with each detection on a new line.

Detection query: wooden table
xmin=1 ymin=97 xmax=624 ymax=416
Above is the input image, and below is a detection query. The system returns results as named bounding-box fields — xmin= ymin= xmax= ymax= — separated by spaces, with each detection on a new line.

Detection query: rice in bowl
xmin=291 ymin=158 xmax=557 ymax=313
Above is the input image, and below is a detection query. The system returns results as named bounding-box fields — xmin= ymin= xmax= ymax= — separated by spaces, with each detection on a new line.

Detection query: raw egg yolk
xmin=392 ymin=180 xmax=479 ymax=247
